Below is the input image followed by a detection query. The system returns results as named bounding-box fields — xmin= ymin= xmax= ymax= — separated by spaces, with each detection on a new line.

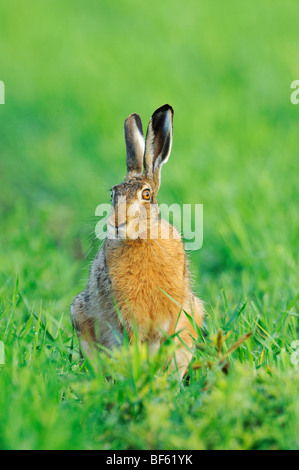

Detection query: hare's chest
xmin=105 ymin=240 xmax=185 ymax=338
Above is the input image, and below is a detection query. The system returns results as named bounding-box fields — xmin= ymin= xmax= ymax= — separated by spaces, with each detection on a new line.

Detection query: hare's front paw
xmin=70 ymin=292 xmax=95 ymax=357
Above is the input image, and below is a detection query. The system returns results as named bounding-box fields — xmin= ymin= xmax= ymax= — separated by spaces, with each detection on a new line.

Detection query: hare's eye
xmin=142 ymin=189 xmax=151 ymax=200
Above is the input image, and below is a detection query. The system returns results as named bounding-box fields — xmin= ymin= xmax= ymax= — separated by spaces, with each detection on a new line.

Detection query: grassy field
xmin=0 ymin=0 xmax=299 ymax=450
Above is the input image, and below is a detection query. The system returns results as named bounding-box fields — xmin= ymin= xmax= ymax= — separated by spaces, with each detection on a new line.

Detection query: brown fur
xmin=105 ymin=223 xmax=185 ymax=340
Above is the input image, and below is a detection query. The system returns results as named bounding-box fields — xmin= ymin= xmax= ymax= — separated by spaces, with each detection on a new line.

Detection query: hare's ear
xmin=124 ymin=113 xmax=145 ymax=176
xmin=144 ymin=104 xmax=173 ymax=187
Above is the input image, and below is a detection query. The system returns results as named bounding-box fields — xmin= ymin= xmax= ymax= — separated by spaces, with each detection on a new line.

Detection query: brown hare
xmin=71 ymin=104 xmax=204 ymax=378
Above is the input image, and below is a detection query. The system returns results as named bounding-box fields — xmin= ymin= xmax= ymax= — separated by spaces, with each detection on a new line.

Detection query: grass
xmin=0 ymin=0 xmax=299 ymax=450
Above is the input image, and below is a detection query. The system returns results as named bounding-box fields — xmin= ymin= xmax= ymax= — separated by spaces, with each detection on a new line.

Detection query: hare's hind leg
xmin=70 ymin=291 xmax=96 ymax=358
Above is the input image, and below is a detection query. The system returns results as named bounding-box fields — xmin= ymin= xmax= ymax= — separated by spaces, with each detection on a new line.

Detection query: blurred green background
xmin=0 ymin=0 xmax=299 ymax=450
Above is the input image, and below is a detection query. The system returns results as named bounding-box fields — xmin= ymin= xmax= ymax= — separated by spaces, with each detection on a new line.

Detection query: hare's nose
xmin=115 ymin=207 xmax=127 ymax=226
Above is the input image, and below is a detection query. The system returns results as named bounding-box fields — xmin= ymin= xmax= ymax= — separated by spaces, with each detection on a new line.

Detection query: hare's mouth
xmin=113 ymin=221 xmax=127 ymax=230
xmin=107 ymin=221 xmax=127 ymax=239
xmin=107 ymin=219 xmax=145 ymax=241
